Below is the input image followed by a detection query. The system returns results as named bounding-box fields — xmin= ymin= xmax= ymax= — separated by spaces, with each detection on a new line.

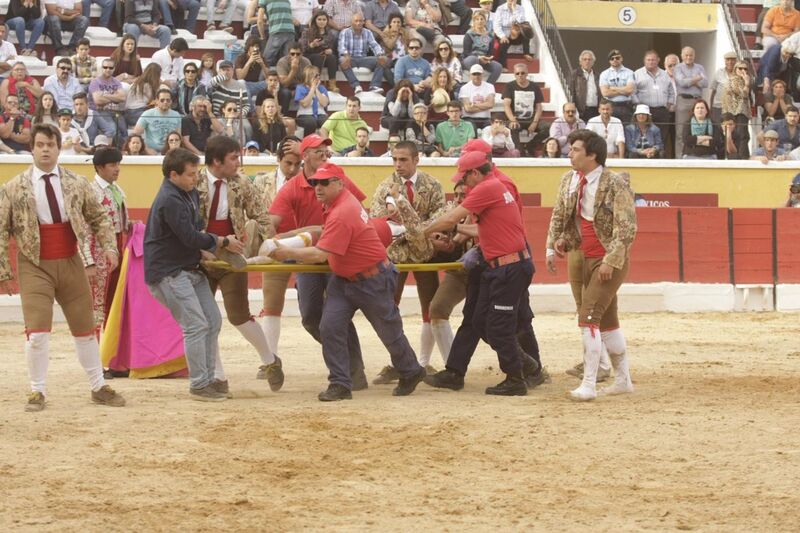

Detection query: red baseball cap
xmin=310 ymin=162 xmax=346 ymax=181
xmin=463 ymin=139 xmax=492 ymax=155
xmin=299 ymin=134 xmax=332 ymax=155
xmin=451 ymin=151 xmax=489 ymax=183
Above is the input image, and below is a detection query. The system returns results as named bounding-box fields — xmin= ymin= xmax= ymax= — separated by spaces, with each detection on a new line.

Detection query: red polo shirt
xmin=460 ymin=177 xmax=526 ymax=261
xmin=490 ymin=166 xmax=523 ymax=217
xmin=369 ymin=217 xmax=393 ymax=248
xmin=269 ymin=171 xmax=366 ymax=230
xmin=316 ymin=190 xmax=388 ymax=277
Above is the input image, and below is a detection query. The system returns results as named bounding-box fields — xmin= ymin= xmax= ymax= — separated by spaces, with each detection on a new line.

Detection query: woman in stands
xmin=382 ymin=14 xmax=410 ymax=67
xmin=5 ymin=0 xmax=45 ymax=56
xmin=110 ymin=34 xmax=143 ymax=85
xmin=461 ymin=10 xmax=502 ymax=84
xmin=300 ymin=9 xmax=339 ymax=94
xmin=405 ymin=103 xmax=440 ymax=156
xmin=431 ymin=40 xmax=463 ymax=88
xmin=122 ymin=134 xmax=156 ymax=155
xmin=0 ymin=62 xmax=42 ymax=117
xmin=682 ymin=99 xmax=722 ymax=160
xmin=427 ymin=67 xmax=455 ymax=124
xmin=404 ymin=0 xmax=443 ymax=49
xmin=624 ymin=105 xmax=663 ymax=159
xmin=541 ymin=136 xmax=562 ymax=158
xmin=199 ymin=53 xmax=217 ymax=90
xmin=493 ymin=0 xmax=535 ymax=67
xmin=252 ymin=98 xmax=287 ymax=154
xmin=125 ymin=63 xmax=162 ymax=127
xmin=220 ymin=99 xmax=253 ymax=146
xmin=32 ymin=92 xmax=58 ymax=127
xmin=763 ymin=79 xmax=795 ymax=124
xmin=160 ymin=131 xmax=185 ymax=155
xmin=294 ymin=66 xmax=329 ymax=136
xmin=721 ymin=60 xmax=752 ymax=159
xmin=381 ymin=79 xmax=420 ymax=136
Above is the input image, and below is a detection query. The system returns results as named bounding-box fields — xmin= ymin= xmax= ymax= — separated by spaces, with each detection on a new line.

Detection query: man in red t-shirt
xmin=271 ymin=163 xmax=426 ymax=401
xmin=268 ymin=134 xmax=370 ymax=390
xmin=423 ymin=151 xmax=534 ymax=396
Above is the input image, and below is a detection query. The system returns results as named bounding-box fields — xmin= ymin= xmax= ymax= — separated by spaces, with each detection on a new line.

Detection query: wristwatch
xmin=222 ymin=236 xmax=230 ymax=248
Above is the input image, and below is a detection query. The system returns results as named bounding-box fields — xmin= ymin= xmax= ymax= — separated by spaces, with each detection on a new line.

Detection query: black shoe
xmin=525 ymin=367 xmax=551 ymax=389
xmin=103 ymin=368 xmax=114 ymax=379
xmin=392 ymin=367 xmax=426 ymax=396
xmin=169 ymin=26 xmax=178 ymax=35
xmin=110 ymin=369 xmax=130 ymax=378
xmin=520 ymin=354 xmax=540 ymax=380
xmin=485 ymin=375 xmax=528 ymax=396
xmin=351 ymin=368 xmax=369 ymax=391
xmin=423 ymin=368 xmax=464 ymax=391
xmin=318 ymin=384 xmax=352 ymax=402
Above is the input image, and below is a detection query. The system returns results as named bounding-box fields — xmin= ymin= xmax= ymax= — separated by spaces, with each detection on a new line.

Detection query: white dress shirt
xmin=32 ymin=165 xmax=68 ymax=224
xmin=207 ymin=171 xmax=229 ymax=220
xmin=586 ymin=116 xmax=625 ymax=156
xmin=569 ymin=165 xmax=603 ymax=221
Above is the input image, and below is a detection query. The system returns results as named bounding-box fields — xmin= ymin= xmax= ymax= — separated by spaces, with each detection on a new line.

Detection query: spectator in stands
xmin=43 ymin=58 xmax=83 ymax=110
xmin=379 ymin=133 xmax=401 ymax=156
xmin=443 ymin=0 xmax=473 ymax=36
xmin=323 ymin=0 xmax=362 ymax=42
xmin=0 ymin=62 xmax=41 ymax=117
xmin=0 ymin=93 xmax=32 ymax=153
xmin=160 ymin=130 xmax=185 ymax=154
xmin=71 ymin=38 xmax=97 ymax=91
xmin=277 ymin=42 xmax=312 ymax=99
xmin=405 ymin=103 xmax=439 ymax=156
xmin=122 ymin=133 xmax=156 ymax=155
xmin=204 ymin=0 xmax=236 ymax=34
xmin=294 ymin=66 xmax=329 ymax=135
xmin=568 ymin=50 xmax=600 ymax=121
xmin=683 ymin=99 xmax=722 ymax=160
xmin=541 ymin=136 xmax=561 ymax=158
xmin=381 ymin=79 xmax=420 ymax=136
xmin=244 ymin=140 xmax=260 ymax=156
xmin=123 ymin=0 xmax=172 ymax=49
xmin=152 ymin=38 xmax=188 ymax=89
xmin=125 ymin=63 xmax=161 ymax=127
xmin=219 ymin=98 xmax=252 ymax=145
xmin=674 ymin=46 xmax=708 ymax=158
xmin=363 ymin=0 xmax=401 ymax=45
xmin=252 ymin=98 xmax=286 ymax=154
xmin=181 ymin=95 xmax=222 ymax=154
xmin=761 ymin=0 xmax=800 ymax=52
xmin=763 ymin=79 xmax=795 ymax=123
xmin=625 ymin=104 xmax=662 ymax=159
xmin=435 ymin=100 xmax=475 ymax=156
xmin=663 ymin=53 xmax=679 ymax=158
xmin=321 ymin=95 xmax=369 ymax=153
xmin=709 ymin=51 xmax=737 ymax=123
xmin=633 ymin=50 xmax=673 ymax=152
xmin=756 ymin=37 xmax=795 ymax=94
xmin=751 ymin=129 xmax=787 ymax=163
xmin=586 ymin=99 xmax=625 ymax=158
xmin=33 ymin=92 xmax=58 ymax=126
xmin=5 ymin=0 xmax=45 ymax=57
xmin=381 ymin=13 xmax=410 ymax=68
xmin=198 ymin=52 xmax=216 ymax=89
xmin=56 ymin=108 xmax=82 ymax=154
xmin=71 ymin=92 xmax=99 ymax=147
xmin=481 ymin=115 xmax=518 ymax=157
xmin=301 ymin=9 xmax=339 ymax=93
xmin=404 ymin=0 xmax=443 ymax=48
xmin=431 ymin=39 xmax=463 ymax=88
xmin=720 ymin=112 xmax=748 ymax=160
xmin=173 ymin=62 xmax=207 ymax=116
xmin=159 ymin=0 xmax=201 ymax=35
xmin=0 ymin=26 xmax=16 ymax=80
xmin=502 ymin=62 xmax=545 ymax=156
xmin=341 ymin=126 xmax=375 ymax=157
xmin=133 ymin=87 xmax=183 ymax=151
xmin=82 ymin=0 xmax=113 ymax=29
xmin=338 ymin=12 xmax=388 ymax=95
xmin=89 ymin=58 xmax=128 ymax=146
xmin=263 ymin=0 xmax=297 ymax=68
xmin=721 ymin=60 xmax=752 ymax=159
xmin=549 ymin=101 xmax=585 ymax=156
xmin=784 ymin=173 xmax=800 ymax=206
xmin=255 ymin=71 xmax=296 ymax=132
xmin=45 ymin=0 xmax=89 ymax=56
xmin=110 ymin=34 xmax=143 ymax=85
xmin=494 ymin=0 xmax=534 ymax=66
xmin=427 ymin=67 xmax=455 ymax=122
xmin=599 ymin=49 xmax=635 ymax=125
xmin=236 ymin=36 xmax=269 ymax=109
xmin=763 ymin=105 xmax=800 ymax=149
xmin=211 ymin=60 xmax=249 ymax=116
xmin=459 ymin=64 xmax=496 ymax=131
xmin=462 ymin=10 xmax=501 ymax=84
xmin=395 ymin=38 xmax=432 ymax=96
xmin=753 ymin=0 xmax=780 ymax=50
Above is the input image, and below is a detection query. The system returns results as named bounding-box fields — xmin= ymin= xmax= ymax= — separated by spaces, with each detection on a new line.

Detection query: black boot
xmin=485 ymin=373 xmax=528 ymax=396
xmin=318 ymin=384 xmax=352 ymax=402
xmin=392 ymin=367 xmax=426 ymax=396
xmin=422 ymin=368 xmax=464 ymax=391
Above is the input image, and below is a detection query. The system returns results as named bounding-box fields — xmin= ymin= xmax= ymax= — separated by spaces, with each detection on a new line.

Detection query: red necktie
xmin=208 ymin=179 xmax=223 ymax=221
xmin=404 ymin=179 xmax=414 ymax=205
xmin=575 ymin=171 xmax=587 ymax=220
xmin=42 ymin=173 xmax=62 ymax=223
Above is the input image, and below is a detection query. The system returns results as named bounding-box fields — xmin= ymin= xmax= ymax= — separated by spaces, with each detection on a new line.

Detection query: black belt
xmin=678 ymin=94 xmax=698 ymax=99
xmin=182 ymin=264 xmax=203 ymax=272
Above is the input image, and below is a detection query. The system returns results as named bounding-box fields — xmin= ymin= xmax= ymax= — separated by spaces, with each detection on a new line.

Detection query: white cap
xmin=93 ymin=134 xmax=111 ymax=146
xmin=469 ymin=64 xmax=484 ymax=75
xmin=633 ymin=104 xmax=651 ymax=116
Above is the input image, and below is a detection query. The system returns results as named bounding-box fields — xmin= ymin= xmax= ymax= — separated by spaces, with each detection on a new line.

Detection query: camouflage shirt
xmin=197 ymin=167 xmax=274 ymax=241
xmin=369 ymin=170 xmax=446 ymax=223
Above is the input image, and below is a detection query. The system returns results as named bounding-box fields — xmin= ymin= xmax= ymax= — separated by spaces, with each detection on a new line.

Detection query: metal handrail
xmin=528 ymin=0 xmax=574 ymax=102
xmin=721 ymin=0 xmax=757 ymax=77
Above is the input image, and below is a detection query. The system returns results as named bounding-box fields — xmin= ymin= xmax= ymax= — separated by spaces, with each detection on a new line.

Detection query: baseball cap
xmin=792 ymin=173 xmax=800 ymax=187
xmin=763 ymin=129 xmax=779 ymax=139
xmin=299 ymin=134 xmax=332 ymax=154
xmin=245 ymin=140 xmax=260 ymax=150
xmin=93 ymin=146 xmax=123 ymax=166
xmin=451 ymin=151 xmax=488 ymax=183
xmin=463 ymin=139 xmax=492 ymax=155
xmin=469 ymin=64 xmax=484 ymax=75
xmin=608 ymin=49 xmax=622 ymax=60
xmin=94 ymin=134 xmax=111 ymax=146
xmin=57 ymin=108 xmax=73 ymax=117
xmin=309 ymin=162 xmax=346 ymax=181
xmin=218 ymin=60 xmax=234 ymax=69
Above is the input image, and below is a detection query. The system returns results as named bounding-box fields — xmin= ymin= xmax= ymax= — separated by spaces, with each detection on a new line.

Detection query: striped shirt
xmin=324 ymin=0 xmax=363 ymax=29
xmin=263 ymin=0 xmax=294 ymax=35
xmin=633 ymin=67 xmax=675 ymax=108
xmin=338 ymin=27 xmax=384 ymax=58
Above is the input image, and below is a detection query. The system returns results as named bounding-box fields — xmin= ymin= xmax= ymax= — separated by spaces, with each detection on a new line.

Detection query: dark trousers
xmin=306 ymin=52 xmax=338 ymax=80
xmin=296 ymin=272 xmax=364 ymax=375
xmin=649 ymin=106 xmax=672 ymax=157
xmin=320 ymin=265 xmax=421 ymax=389
xmin=612 ymin=103 xmax=632 ymax=126
xmin=582 ymin=105 xmax=599 ymax=122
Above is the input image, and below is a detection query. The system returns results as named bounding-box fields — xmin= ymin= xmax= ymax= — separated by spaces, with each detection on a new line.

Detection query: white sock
xmin=214 ymin=347 xmax=226 ymax=381
xmin=601 ymin=328 xmax=633 ymax=392
xmin=26 ymin=332 xmax=50 ymax=394
xmin=74 ymin=334 xmax=105 ymax=391
xmin=418 ymin=321 xmax=434 ymax=367
xmin=236 ymin=319 xmax=275 ymax=365
xmin=599 ymin=343 xmax=612 ymax=372
xmin=262 ymin=315 xmax=282 ymax=356
xmin=571 ymin=326 xmax=601 ymax=400
xmin=431 ymin=319 xmax=453 ymax=366
xmin=386 ymin=220 xmax=407 ymax=237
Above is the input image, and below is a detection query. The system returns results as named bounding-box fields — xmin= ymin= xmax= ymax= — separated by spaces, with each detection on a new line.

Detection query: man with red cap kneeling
xmin=269 ymin=162 xmax=427 ymax=401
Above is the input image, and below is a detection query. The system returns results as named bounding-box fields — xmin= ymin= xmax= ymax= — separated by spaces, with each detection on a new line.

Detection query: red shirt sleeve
xmin=22 ymin=117 xmax=31 ymax=129
xmin=268 ymin=181 xmax=296 ymax=220
xmin=461 ymin=179 xmax=501 ymax=215
xmin=316 ymin=214 xmax=352 ymax=257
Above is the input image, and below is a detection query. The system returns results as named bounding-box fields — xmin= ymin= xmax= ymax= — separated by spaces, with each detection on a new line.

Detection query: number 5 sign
xmin=618 ymin=6 xmax=637 ymax=26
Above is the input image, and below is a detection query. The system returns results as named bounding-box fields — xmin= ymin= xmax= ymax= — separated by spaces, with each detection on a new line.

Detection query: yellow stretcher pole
xmin=202 ymin=261 xmax=465 ymax=273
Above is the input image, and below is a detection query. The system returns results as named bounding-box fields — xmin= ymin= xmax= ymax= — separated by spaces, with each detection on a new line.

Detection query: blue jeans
xmin=244 ymin=80 xmax=267 ymax=114
xmin=160 ymin=0 xmax=200 ymax=32
xmin=82 ymin=0 xmax=114 ymax=27
xmin=123 ymin=23 xmax=172 ymax=48
xmin=46 ymin=15 xmax=89 ymax=49
xmin=341 ymin=56 xmax=385 ymax=90
xmin=93 ymin=110 xmax=128 ymax=147
xmin=148 ymin=270 xmax=222 ymax=390
xmin=264 ymin=31 xmax=295 ymax=69
xmin=6 ymin=17 xmax=45 ymax=50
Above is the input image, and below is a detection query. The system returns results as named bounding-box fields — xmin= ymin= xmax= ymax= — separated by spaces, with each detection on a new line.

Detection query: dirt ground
xmin=1 ymin=311 xmax=798 ymax=532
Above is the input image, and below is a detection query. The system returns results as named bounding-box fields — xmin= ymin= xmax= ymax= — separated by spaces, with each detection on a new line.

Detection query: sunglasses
xmin=565 ymin=110 xmax=576 ymax=114
xmin=59 ymin=67 xmax=71 ymax=71
xmin=408 ymin=46 xmax=421 ymax=50
xmin=185 ymin=69 xmax=197 ymax=73
xmin=102 ymin=66 xmax=114 ymax=70
xmin=159 ymin=98 xmax=172 ymax=102
xmin=307 ymin=178 xmax=338 ymax=187
xmin=610 ymin=55 xmax=622 ymax=60
xmin=438 ymin=47 xmax=450 ymax=51
xmin=289 ymin=52 xmax=301 ymax=56
xmin=514 ymin=72 xmax=527 ymax=76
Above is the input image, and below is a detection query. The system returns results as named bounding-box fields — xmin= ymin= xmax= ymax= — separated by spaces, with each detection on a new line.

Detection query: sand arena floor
xmin=1 ymin=312 xmax=798 ymax=532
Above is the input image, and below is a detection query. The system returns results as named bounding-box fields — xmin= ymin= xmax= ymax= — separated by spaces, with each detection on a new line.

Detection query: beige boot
xmin=326 ymin=79 xmax=339 ymax=93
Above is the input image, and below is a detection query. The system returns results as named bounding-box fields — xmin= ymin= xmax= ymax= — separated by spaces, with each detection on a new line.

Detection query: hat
xmin=430 ymin=88 xmax=451 ymax=113
xmin=451 ymin=151 xmax=488 ymax=183
xmin=608 ymin=49 xmax=622 ymax=60
xmin=218 ymin=60 xmax=234 ymax=69
xmin=93 ymin=146 xmax=123 ymax=166
xmin=793 ymin=173 xmax=800 ymax=186
xmin=93 ymin=134 xmax=111 ymax=146
xmin=463 ymin=139 xmax=492 ymax=155
xmin=57 ymin=108 xmax=73 ymax=117
xmin=633 ymin=104 xmax=651 ymax=116
xmin=298 ymin=134 xmax=332 ymax=154
xmin=724 ymin=51 xmax=737 ymax=60
xmin=310 ymin=162 xmax=346 ymax=181
xmin=763 ymin=129 xmax=780 ymax=139
xmin=469 ymin=64 xmax=484 ymax=75
xmin=245 ymin=140 xmax=261 ymax=150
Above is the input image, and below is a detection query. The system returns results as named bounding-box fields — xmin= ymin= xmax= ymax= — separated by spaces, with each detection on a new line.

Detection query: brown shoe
xmin=211 ymin=379 xmax=233 ymax=398
xmin=261 ymin=356 xmax=285 ymax=392
xmin=25 ymin=391 xmax=46 ymax=412
xmin=216 ymin=248 xmax=247 ymax=269
xmin=326 ymin=79 xmax=340 ymax=93
xmin=372 ymin=365 xmax=400 ymax=385
xmin=91 ymin=385 xmax=126 ymax=407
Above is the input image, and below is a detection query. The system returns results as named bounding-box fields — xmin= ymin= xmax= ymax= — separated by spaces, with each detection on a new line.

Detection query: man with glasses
xmin=460 ymin=64 xmax=496 ymax=131
xmin=393 ymin=38 xmax=432 ymax=95
xmin=674 ymin=46 xmax=708 ymax=158
xmin=435 ymin=100 xmax=475 ymax=157
xmin=152 ymin=38 xmax=188 ymax=90
xmin=503 ymin=63 xmax=546 ymax=156
xmin=210 ymin=60 xmax=249 ymax=117
xmin=783 ymin=173 xmax=800 ymax=207
xmin=269 ymin=162 xmax=426 ymax=401
xmin=599 ymin=49 xmax=635 ymax=125
xmin=88 ymin=59 xmax=128 ymax=147
xmin=0 ymin=94 xmax=32 ymax=153
xmin=549 ymin=102 xmax=586 ymax=156
xmin=276 ymin=42 xmax=312 ymax=96
xmin=569 ymin=50 xmax=601 ymax=122
xmin=43 ymin=59 xmax=83 ymax=110
xmin=173 ymin=63 xmax=208 ymax=116
xmin=181 ymin=96 xmax=223 ymax=154
xmin=133 ymin=88 xmax=182 ymax=152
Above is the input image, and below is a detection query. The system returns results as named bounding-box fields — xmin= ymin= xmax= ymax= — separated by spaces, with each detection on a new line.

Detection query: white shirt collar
xmin=207 ymin=168 xmax=226 ymax=186
xmin=32 ymin=165 xmax=61 ymax=181
xmin=403 ymin=171 xmax=418 ymax=186
xmin=94 ymin=174 xmax=112 ymax=189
